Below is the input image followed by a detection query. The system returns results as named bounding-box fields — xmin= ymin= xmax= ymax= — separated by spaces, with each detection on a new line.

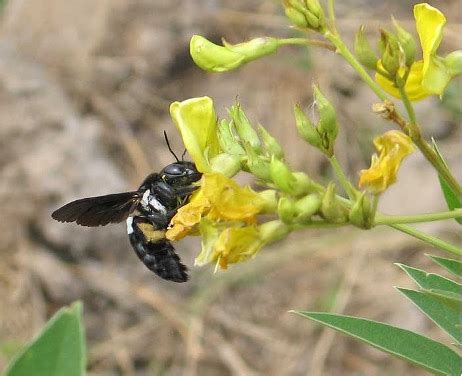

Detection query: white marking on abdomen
xmin=149 ymin=197 xmax=167 ymax=215
xmin=126 ymin=216 xmax=134 ymax=234
xmin=141 ymin=190 xmax=150 ymax=209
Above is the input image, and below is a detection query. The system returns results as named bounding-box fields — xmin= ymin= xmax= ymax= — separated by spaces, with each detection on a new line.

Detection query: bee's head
xmin=160 ymin=161 xmax=201 ymax=187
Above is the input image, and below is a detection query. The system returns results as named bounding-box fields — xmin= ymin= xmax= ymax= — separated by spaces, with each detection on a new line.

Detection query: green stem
xmin=397 ymin=85 xmax=462 ymax=197
xmin=327 ymin=0 xmax=338 ymax=34
xmin=390 ymin=224 xmax=462 ymax=256
xmin=329 ymin=155 xmax=356 ymax=199
xmin=375 ymin=209 xmax=462 ymax=225
xmin=278 ymin=38 xmax=335 ymax=51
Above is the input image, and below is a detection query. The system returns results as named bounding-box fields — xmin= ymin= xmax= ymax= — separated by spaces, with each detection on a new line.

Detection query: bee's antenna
xmin=181 ymin=148 xmax=187 ymax=161
xmin=163 ymin=130 xmax=180 ymax=162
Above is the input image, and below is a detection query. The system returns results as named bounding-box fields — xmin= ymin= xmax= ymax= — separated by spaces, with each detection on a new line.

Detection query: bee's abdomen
xmin=127 ymin=216 xmax=188 ymax=283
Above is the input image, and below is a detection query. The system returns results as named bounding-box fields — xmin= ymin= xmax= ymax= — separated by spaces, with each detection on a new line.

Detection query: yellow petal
xmin=414 ymin=3 xmax=446 ymax=75
xmin=375 ymin=60 xmax=430 ymax=101
xmin=170 ymin=97 xmax=220 ymax=172
xmin=359 ymin=130 xmax=415 ymax=194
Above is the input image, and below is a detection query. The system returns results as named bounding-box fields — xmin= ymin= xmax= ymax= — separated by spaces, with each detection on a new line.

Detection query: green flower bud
xmin=320 ymin=183 xmax=347 ymax=223
xmin=348 ymin=192 xmax=374 ymax=229
xmin=313 ymin=85 xmax=338 ymax=156
xmin=380 ymin=31 xmax=400 ymax=77
xmin=444 ymin=50 xmax=462 ymax=76
xmin=258 ymin=125 xmax=284 ymax=159
xmin=354 ymin=25 xmax=378 ymax=70
xmin=229 ymin=104 xmax=262 ymax=153
xmin=294 ymin=104 xmax=322 ymax=148
xmin=259 ymin=220 xmax=290 ymax=244
xmin=283 ymin=0 xmax=325 ymax=31
xmin=190 ymin=35 xmax=280 ymax=73
xmin=270 ymin=158 xmax=296 ymax=193
xmin=209 ymin=153 xmax=242 ymax=177
xmin=278 ymin=196 xmax=297 ymax=224
xmin=218 ymin=119 xmax=245 ymax=155
xmin=294 ymin=193 xmax=321 ymax=222
xmin=292 ymin=172 xmax=313 ymax=196
xmin=244 ymin=143 xmax=272 ymax=181
xmin=392 ymin=18 xmax=416 ymax=68
xmin=258 ymin=189 xmax=278 ymax=214
xmin=313 ymin=85 xmax=337 ymax=139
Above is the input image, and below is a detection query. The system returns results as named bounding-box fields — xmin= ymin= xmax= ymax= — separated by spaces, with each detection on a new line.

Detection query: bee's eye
xmin=163 ymin=164 xmax=184 ymax=176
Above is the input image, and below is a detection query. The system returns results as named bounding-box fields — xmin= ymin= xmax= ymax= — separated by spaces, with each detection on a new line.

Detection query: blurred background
xmin=0 ymin=0 xmax=460 ymax=375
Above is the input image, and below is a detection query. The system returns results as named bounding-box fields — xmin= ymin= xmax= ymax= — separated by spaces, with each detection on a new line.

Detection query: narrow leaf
xmin=425 ymin=289 xmax=462 ymax=311
xmin=432 ymin=139 xmax=462 ymax=224
xmin=396 ymin=264 xmax=462 ymax=294
xmin=292 ymin=311 xmax=462 ymax=376
xmin=428 ymin=254 xmax=462 ymax=277
xmin=397 ymin=287 xmax=461 ymax=343
xmin=4 ymin=302 xmax=86 ymax=376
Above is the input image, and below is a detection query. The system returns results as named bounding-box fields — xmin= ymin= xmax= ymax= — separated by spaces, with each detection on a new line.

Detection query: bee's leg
xmin=127 ymin=216 xmax=188 ymax=282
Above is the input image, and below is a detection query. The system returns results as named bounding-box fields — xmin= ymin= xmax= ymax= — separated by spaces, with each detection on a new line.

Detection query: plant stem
xmin=375 ymin=209 xmax=462 ymax=225
xmin=390 ymin=224 xmax=462 ymax=256
xmin=397 ymin=85 xmax=462 ymax=197
xmin=278 ymin=38 xmax=335 ymax=51
xmin=329 ymin=155 xmax=356 ymax=199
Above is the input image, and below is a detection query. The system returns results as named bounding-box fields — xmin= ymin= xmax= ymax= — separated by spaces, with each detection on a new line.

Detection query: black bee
xmin=52 ymin=133 xmax=201 ymax=283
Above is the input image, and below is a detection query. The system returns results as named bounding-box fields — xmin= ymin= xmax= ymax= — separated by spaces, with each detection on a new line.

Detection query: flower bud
xmin=294 ymin=104 xmax=322 ymax=148
xmin=278 ymin=197 xmax=298 ymax=224
xmin=270 ymin=158 xmax=296 ymax=193
xmin=444 ymin=50 xmax=462 ymax=76
xmin=392 ymin=18 xmax=416 ymax=68
xmin=313 ymin=85 xmax=337 ymax=139
xmin=348 ymin=192 xmax=374 ymax=229
xmin=229 ymin=104 xmax=262 ymax=153
xmin=283 ymin=0 xmax=325 ymax=31
xmin=218 ymin=119 xmax=245 ymax=155
xmin=294 ymin=193 xmax=321 ymax=222
xmin=258 ymin=125 xmax=284 ymax=159
xmin=259 ymin=220 xmax=290 ymax=244
xmin=320 ymin=183 xmax=347 ymax=223
xmin=210 ymin=153 xmax=242 ymax=177
xmin=380 ymin=31 xmax=400 ymax=77
xmin=244 ymin=143 xmax=272 ymax=181
xmin=354 ymin=25 xmax=378 ymax=70
xmin=190 ymin=35 xmax=280 ymax=73
xmin=258 ymin=190 xmax=278 ymax=214
xmin=292 ymin=172 xmax=313 ymax=196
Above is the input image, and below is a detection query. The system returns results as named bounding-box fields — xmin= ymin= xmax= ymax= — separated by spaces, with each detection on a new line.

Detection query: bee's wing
xmin=51 ymin=192 xmax=142 ymax=227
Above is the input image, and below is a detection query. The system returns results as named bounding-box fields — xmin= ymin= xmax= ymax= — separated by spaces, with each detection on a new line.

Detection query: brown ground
xmin=0 ymin=1 xmax=460 ymax=375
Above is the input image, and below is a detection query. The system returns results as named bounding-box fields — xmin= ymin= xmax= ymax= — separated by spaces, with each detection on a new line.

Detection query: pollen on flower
xmin=166 ymin=173 xmax=265 ymax=241
xmin=359 ymin=130 xmax=414 ymax=194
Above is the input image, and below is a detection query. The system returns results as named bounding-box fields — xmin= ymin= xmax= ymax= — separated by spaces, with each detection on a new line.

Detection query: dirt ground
xmin=0 ymin=1 xmax=460 ymax=375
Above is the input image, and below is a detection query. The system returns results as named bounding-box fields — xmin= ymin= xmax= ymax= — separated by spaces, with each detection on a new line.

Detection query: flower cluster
xmin=160 ymin=2 xmax=460 ymax=274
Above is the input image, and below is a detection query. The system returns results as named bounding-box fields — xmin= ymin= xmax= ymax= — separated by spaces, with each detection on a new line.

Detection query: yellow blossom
xmin=195 ymin=220 xmax=263 ymax=269
xmin=166 ymin=173 xmax=265 ymax=240
xmin=359 ymin=130 xmax=415 ymax=194
xmin=376 ymin=3 xmax=461 ymax=101
xmin=170 ymin=97 xmax=220 ymax=172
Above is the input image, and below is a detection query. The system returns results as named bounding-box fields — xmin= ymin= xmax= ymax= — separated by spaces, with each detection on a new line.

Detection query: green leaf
xmin=4 ymin=302 xmax=86 ymax=376
xmin=428 ymin=254 xmax=462 ymax=277
xmin=397 ymin=288 xmax=461 ymax=344
xmin=432 ymin=139 xmax=462 ymax=224
xmin=425 ymin=289 xmax=462 ymax=310
xmin=396 ymin=264 xmax=462 ymax=294
xmin=292 ymin=311 xmax=462 ymax=376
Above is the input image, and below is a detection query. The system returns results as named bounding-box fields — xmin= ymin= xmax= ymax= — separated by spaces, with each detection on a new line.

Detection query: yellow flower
xmin=170 ymin=97 xmax=220 ymax=172
xmin=376 ymin=3 xmax=461 ymax=101
xmin=359 ymin=130 xmax=415 ymax=194
xmin=195 ymin=220 xmax=263 ymax=269
xmin=166 ymin=173 xmax=265 ymax=240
